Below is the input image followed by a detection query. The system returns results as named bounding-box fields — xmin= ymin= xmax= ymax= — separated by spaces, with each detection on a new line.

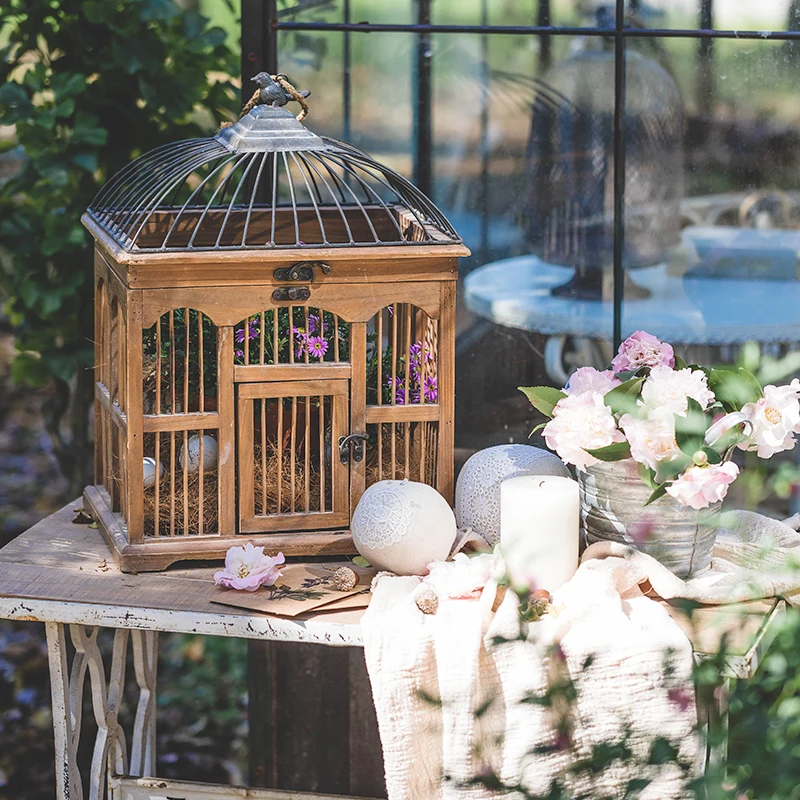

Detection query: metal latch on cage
xmin=338 ymin=432 xmax=369 ymax=464
xmin=273 ymin=261 xmax=332 ymax=283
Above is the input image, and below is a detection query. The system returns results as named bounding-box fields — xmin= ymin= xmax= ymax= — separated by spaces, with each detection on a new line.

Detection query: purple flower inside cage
xmin=307 ymin=336 xmax=329 ymax=359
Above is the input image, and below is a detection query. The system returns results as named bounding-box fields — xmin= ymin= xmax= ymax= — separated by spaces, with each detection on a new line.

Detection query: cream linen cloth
xmin=363 ymin=563 xmax=700 ymax=799
xmin=362 ymin=510 xmax=800 ymax=799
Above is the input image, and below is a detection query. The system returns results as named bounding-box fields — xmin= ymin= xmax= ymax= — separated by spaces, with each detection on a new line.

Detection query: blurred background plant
xmin=0 ymin=0 xmax=238 ymax=497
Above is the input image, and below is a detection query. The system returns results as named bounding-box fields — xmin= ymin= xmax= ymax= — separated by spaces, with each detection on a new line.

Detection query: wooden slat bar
xmin=239 ymin=511 xmax=350 ymax=534
xmin=217 ymin=327 xmax=236 ymax=537
xmin=276 ymin=398 xmax=284 ymax=515
xmin=95 ymin=381 xmax=128 ymax=433
xmin=237 ymin=393 xmax=255 ymax=527
xmin=348 ymin=323 xmax=367 ymax=516
xmin=364 ymin=404 xmax=440 ymax=423
xmin=234 ymin=363 xmax=352 ymax=383
xmin=437 ymin=282 xmax=456 ymax=502
xmin=238 ymin=380 xmax=349 ymax=400
xmin=142 ymin=412 xmax=220 ymax=432
xmin=125 ymin=293 xmax=145 ymax=543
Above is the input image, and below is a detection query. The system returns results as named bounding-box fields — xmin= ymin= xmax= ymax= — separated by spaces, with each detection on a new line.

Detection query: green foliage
xmin=602 ymin=376 xmax=645 ymax=417
xmin=518 ymin=386 xmax=567 ymax=418
xmin=583 ymin=441 xmax=632 ymax=462
xmin=0 ymin=0 xmax=237 ymax=490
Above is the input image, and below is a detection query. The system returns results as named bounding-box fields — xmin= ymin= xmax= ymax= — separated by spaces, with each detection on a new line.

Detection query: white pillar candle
xmin=500 ymin=475 xmax=579 ymax=593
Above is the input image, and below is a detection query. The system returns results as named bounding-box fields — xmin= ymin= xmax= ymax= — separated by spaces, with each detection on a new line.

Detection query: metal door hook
xmin=338 ymin=432 xmax=369 ymax=464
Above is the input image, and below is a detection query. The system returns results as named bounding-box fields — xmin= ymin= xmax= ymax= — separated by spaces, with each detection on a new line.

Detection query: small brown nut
xmin=415 ymin=587 xmax=439 ymax=615
xmin=333 ymin=566 xmax=359 ymax=592
xmin=532 ymin=589 xmax=552 ymax=603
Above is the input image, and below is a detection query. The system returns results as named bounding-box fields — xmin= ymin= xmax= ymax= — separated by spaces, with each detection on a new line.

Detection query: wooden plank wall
xmin=247 ymin=642 xmax=386 ymax=798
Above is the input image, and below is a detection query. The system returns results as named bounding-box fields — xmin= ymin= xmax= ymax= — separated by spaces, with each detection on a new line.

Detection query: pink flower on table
xmin=619 ymin=407 xmax=682 ymax=472
xmin=214 ymin=544 xmax=285 ymax=591
xmin=564 ymin=366 xmax=621 ymax=397
xmin=543 ymin=391 xmax=625 ymax=471
xmin=640 ymin=364 xmax=715 ymax=417
xmin=739 ymin=379 xmax=800 ymax=458
xmin=611 ymin=330 xmax=675 ymax=373
xmin=424 ymin=553 xmax=495 ymax=600
xmin=666 ymin=462 xmax=739 ymax=510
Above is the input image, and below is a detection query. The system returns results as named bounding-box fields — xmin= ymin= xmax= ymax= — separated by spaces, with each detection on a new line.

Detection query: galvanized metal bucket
xmin=577 ymin=460 xmax=719 ymax=578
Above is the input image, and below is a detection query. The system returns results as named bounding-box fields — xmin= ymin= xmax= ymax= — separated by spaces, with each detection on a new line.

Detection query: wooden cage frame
xmin=83 ymin=208 xmax=468 ymax=572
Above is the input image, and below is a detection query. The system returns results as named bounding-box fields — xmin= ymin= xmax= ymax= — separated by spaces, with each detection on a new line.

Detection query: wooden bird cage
xmin=82 ymin=102 xmax=468 ymax=572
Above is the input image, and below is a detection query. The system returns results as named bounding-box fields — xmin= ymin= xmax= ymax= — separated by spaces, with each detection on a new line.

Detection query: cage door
xmin=237 ymin=380 xmax=350 ymax=534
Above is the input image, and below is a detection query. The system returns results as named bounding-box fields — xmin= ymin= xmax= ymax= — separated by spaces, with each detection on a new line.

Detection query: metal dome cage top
xmin=86 ymin=102 xmax=461 ymax=253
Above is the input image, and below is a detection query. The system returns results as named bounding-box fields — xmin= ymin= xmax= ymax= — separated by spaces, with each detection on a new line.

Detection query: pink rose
xmin=739 ymin=379 xmax=800 ymax=458
xmin=666 ymin=462 xmax=739 ymax=510
xmin=611 ymin=331 xmax=675 ymax=373
xmin=619 ymin=407 xmax=682 ymax=472
xmin=543 ymin=392 xmax=625 ymax=471
xmin=214 ymin=544 xmax=285 ymax=591
xmin=564 ymin=367 xmax=622 ymax=397
xmin=640 ymin=364 xmax=715 ymax=417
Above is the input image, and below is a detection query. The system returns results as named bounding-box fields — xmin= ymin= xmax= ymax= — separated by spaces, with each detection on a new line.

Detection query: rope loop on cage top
xmin=240 ymin=72 xmax=311 ymax=121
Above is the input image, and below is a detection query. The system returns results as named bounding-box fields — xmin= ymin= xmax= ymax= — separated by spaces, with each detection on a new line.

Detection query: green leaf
xmin=701 ymin=446 xmax=722 ymax=465
xmin=518 ymin=386 xmax=566 ymax=418
xmin=675 ymin=398 xmax=709 ymax=456
xmin=529 ymin=421 xmax=548 ymax=436
xmin=603 ymin=377 xmax=644 ymax=417
xmin=644 ymin=483 xmax=670 ymax=506
xmin=673 ymin=355 xmax=688 ymax=370
xmin=638 ymin=463 xmax=658 ymax=490
xmin=11 ymin=352 xmax=50 ymax=388
xmin=706 ymin=366 xmax=763 ymax=411
xmin=584 ymin=441 xmax=632 ymax=462
xmin=738 ymin=341 xmax=761 ymax=373
xmin=352 ymin=556 xmax=371 ymax=569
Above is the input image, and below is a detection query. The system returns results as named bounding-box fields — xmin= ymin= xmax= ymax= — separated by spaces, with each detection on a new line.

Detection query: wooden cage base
xmin=83 ymin=485 xmax=355 ymax=573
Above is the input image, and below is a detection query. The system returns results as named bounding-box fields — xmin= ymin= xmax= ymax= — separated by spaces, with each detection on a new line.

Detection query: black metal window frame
xmin=241 ymin=0 xmax=800 ymax=349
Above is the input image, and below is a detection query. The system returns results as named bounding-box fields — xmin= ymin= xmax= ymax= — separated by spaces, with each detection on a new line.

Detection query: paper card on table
xmin=211 ymin=562 xmax=375 ymax=617
xmin=310 ymin=590 xmax=372 ymax=613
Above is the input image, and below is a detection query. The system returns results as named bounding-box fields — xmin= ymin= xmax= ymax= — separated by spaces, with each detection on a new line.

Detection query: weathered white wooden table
xmin=0 ymin=501 xmax=786 ymax=799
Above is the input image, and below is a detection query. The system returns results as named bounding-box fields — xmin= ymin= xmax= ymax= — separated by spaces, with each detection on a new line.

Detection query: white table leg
xmin=45 ymin=624 xmax=159 ymax=800
xmin=130 ymin=630 xmax=159 ymax=777
xmin=46 ymin=622 xmax=81 ymax=800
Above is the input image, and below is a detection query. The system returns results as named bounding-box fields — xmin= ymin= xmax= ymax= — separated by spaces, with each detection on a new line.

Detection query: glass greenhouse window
xmin=258 ymin=0 xmax=800 ymax=509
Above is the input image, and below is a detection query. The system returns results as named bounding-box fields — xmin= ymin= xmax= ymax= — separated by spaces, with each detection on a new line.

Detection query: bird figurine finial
xmin=239 ymin=72 xmax=311 ymax=121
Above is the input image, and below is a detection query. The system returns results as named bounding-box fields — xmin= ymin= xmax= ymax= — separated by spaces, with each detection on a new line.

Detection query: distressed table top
xmin=0 ymin=501 xmax=786 ymax=676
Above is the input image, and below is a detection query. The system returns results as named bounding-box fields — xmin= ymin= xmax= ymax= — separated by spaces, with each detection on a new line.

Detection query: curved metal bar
xmin=118 ymin=149 xmax=228 ymax=247
xmin=322 ymin=153 xmax=408 ymax=242
xmin=93 ymin=145 xmax=202 ymax=231
xmin=242 ymin=151 xmax=270 ymax=247
xmin=97 ymin=142 xmax=223 ymax=225
xmin=296 ymin=154 xmax=355 ymax=245
xmin=106 ymin=145 xmax=225 ymax=241
xmin=149 ymin=152 xmax=240 ymax=249
xmin=281 ymin=152 xmax=301 ymax=245
xmin=215 ymin=152 xmax=259 ymax=248
xmin=289 ymin=152 xmax=327 ymax=245
xmin=184 ymin=154 xmax=253 ymax=249
xmin=306 ymin=153 xmax=381 ymax=243
xmin=269 ymin=151 xmax=279 ymax=246
xmin=90 ymin=140 xmax=199 ymax=209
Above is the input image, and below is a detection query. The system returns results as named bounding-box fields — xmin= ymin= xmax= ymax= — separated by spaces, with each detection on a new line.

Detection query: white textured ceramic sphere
xmin=178 ymin=434 xmax=219 ymax=473
xmin=142 ymin=457 xmax=164 ymax=488
xmin=456 ymin=445 xmax=570 ymax=546
xmin=351 ymin=479 xmax=457 ymax=575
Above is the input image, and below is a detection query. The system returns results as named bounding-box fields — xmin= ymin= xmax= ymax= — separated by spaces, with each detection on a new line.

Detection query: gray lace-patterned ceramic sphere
xmin=455 ymin=445 xmax=570 ymax=546
xmin=352 ymin=479 xmax=457 ymax=575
